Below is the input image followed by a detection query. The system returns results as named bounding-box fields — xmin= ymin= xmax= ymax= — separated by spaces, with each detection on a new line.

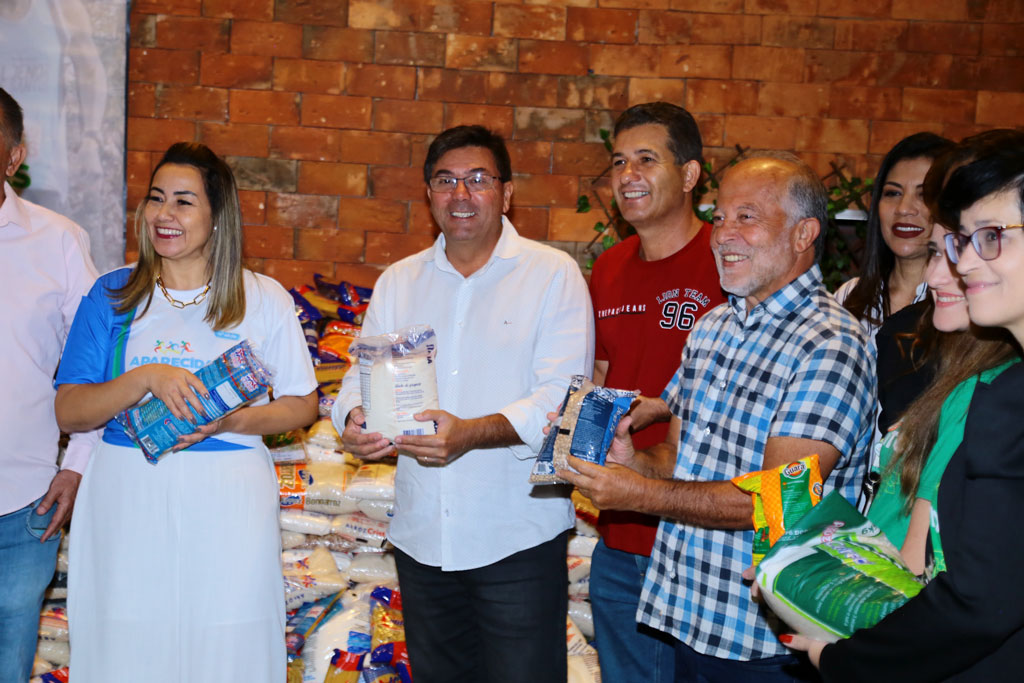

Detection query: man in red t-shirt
xmin=588 ymin=102 xmax=725 ymax=681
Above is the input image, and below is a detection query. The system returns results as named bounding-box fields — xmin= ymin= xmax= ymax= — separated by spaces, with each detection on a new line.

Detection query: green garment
xmin=868 ymin=359 xmax=1019 ymax=575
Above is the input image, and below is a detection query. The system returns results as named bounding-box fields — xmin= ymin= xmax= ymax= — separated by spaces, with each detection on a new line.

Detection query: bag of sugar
xmin=351 ymin=325 xmax=438 ymax=441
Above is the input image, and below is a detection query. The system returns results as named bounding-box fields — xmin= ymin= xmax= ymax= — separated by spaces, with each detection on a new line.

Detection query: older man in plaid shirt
xmin=561 ymin=152 xmax=874 ymax=681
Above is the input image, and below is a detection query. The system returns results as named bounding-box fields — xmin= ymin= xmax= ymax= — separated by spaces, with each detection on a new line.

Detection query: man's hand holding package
xmin=342 ymin=406 xmax=396 ymax=460
xmin=557 ymin=455 xmax=648 ymax=511
xmin=394 ymin=409 xmax=469 ymax=466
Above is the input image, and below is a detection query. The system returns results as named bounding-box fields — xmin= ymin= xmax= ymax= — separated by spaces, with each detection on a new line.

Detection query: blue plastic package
xmin=529 ymin=376 xmax=637 ymax=484
xmin=116 ymin=340 xmax=272 ymax=464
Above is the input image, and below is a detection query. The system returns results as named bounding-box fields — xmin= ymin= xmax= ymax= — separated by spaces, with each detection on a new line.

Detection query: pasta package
xmin=30 ymin=668 xmax=69 ymax=683
xmin=732 ymin=455 xmax=823 ymax=566
xmin=352 ymin=325 xmax=439 ymax=442
xmin=755 ymin=491 xmax=924 ymax=642
xmin=530 ymin=376 xmax=637 ymax=484
xmin=368 ymin=587 xmax=411 ymax=683
xmin=323 ymin=650 xmax=363 ymax=683
xmin=116 ymin=340 xmax=272 ymax=464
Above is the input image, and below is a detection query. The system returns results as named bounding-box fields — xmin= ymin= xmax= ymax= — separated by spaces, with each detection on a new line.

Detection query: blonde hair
xmin=113 ymin=142 xmax=245 ymax=330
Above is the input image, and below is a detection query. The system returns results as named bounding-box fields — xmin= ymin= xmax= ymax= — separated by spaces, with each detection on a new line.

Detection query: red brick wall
xmin=126 ymin=0 xmax=1024 ymax=289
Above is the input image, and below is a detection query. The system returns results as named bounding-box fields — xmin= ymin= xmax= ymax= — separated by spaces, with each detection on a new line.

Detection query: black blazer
xmin=819 ymin=361 xmax=1024 ymax=682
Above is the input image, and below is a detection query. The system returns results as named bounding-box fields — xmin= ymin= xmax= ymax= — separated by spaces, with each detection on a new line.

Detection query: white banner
xmin=0 ymin=0 xmax=127 ymax=272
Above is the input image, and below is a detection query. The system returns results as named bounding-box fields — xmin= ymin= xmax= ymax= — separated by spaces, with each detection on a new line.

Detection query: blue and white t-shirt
xmin=56 ymin=267 xmax=316 ymax=452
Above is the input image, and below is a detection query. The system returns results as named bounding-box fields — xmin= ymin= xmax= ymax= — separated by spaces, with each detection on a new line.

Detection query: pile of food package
xmin=30 ymin=274 xmax=600 ymax=682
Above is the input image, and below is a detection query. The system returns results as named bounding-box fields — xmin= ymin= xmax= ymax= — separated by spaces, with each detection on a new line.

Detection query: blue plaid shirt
xmin=638 ymin=265 xmax=875 ymax=660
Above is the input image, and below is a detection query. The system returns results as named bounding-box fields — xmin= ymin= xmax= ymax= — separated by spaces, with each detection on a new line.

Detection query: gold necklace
xmin=156 ymin=276 xmax=211 ymax=309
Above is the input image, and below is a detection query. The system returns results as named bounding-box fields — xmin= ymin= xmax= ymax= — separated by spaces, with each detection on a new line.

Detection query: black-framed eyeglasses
xmin=944 ymin=224 xmax=1024 ymax=264
xmin=428 ymin=173 xmax=500 ymax=193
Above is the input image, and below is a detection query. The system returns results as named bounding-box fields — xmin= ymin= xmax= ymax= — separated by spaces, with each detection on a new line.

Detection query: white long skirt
xmin=68 ymin=441 xmax=284 ymax=683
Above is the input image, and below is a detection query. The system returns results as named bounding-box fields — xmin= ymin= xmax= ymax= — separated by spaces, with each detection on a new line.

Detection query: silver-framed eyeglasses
xmin=428 ymin=172 xmax=500 ymax=193
xmin=944 ymin=224 xmax=1024 ymax=264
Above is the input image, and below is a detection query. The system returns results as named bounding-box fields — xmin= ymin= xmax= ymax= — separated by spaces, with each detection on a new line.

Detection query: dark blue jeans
xmin=590 ymin=537 xmax=676 ymax=682
xmin=674 ymin=636 xmax=821 ymax=682
xmin=393 ymin=531 xmax=569 ymax=683
xmin=0 ymin=498 xmax=59 ymax=683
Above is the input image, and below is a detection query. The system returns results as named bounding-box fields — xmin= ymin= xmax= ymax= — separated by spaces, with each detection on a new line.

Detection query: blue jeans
xmin=393 ymin=532 xmax=568 ymax=683
xmin=0 ymin=498 xmax=59 ymax=683
xmin=589 ymin=538 xmax=675 ymax=683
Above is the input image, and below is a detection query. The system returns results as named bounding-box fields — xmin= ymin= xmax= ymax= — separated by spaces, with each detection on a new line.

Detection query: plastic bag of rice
xmin=754 ymin=491 xmax=924 ymax=643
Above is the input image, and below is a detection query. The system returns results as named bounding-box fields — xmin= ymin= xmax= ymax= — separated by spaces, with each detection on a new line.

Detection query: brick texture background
xmin=126 ymin=0 xmax=1024 ymax=289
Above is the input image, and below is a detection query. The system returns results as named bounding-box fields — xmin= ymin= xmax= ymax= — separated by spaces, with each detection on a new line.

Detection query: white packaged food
xmin=346 ymin=463 xmax=397 ymax=501
xmin=279 ymin=509 xmax=333 ymax=536
xmin=352 ymin=325 xmax=438 ymax=441
xmin=347 ymin=552 xmax=398 ymax=584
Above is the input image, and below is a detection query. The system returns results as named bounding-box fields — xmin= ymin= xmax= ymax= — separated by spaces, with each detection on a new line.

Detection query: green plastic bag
xmin=755 ymin=491 xmax=924 ymax=642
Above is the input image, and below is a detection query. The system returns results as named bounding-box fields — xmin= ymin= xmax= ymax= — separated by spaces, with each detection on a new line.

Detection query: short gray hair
xmin=744 ymin=150 xmax=828 ymax=260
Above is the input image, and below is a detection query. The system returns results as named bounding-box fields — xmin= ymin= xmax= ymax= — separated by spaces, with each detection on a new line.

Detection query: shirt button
xmin=457 ymin=321 xmax=464 ymax=327
xmin=668 ymin=569 xmax=677 ymax=579
xmin=704 ymin=427 xmax=711 ymax=436
xmin=451 ymin=369 xmax=458 ymax=375
xmin=719 ymin=381 xmax=726 ymax=389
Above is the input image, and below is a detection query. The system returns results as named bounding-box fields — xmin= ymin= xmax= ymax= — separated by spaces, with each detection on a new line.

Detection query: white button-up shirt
xmin=334 ymin=218 xmax=594 ymax=570
xmin=0 ymin=182 xmax=99 ymax=514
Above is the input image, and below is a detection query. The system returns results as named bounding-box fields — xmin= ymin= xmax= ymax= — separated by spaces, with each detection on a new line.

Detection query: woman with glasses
xmin=784 ymin=147 xmax=1024 ymax=681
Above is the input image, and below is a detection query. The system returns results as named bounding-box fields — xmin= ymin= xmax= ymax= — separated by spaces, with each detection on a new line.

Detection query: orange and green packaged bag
xmin=732 ymin=454 xmax=823 ymax=566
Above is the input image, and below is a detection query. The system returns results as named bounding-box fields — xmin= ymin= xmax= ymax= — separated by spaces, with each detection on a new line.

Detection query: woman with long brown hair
xmin=835 ymin=133 xmax=954 ymax=337
xmin=54 ymin=142 xmax=317 ymax=682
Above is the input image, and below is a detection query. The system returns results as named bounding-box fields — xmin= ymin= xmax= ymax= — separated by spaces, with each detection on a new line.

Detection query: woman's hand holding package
xmin=778 ymin=633 xmax=825 ymax=669
xmin=742 ymin=563 xmax=827 ymax=668
xmin=139 ymin=363 xmax=210 ymax=422
xmin=173 ymin=417 xmax=226 ymax=450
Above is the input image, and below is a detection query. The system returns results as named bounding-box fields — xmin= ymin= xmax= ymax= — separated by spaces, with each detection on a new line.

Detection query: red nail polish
xmin=778 ymin=634 xmax=793 ymax=644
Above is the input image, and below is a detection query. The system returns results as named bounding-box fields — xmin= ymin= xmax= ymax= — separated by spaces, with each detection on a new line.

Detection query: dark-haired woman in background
xmin=835 ymin=133 xmax=954 ymax=341
xmin=787 ymin=145 xmax=1024 ymax=682
xmin=54 ymin=143 xmax=317 ymax=682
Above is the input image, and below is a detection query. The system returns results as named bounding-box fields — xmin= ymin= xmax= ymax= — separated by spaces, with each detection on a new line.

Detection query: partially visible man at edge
xmin=0 ymin=86 xmax=99 ymax=682
xmin=562 ymin=152 xmax=874 ymax=681
xmin=587 ymin=101 xmax=725 ymax=682
xmin=333 ymin=125 xmax=594 ymax=682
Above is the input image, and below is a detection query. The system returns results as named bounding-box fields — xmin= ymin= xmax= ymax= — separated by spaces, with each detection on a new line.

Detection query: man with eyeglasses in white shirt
xmin=333 ymin=125 xmax=594 ymax=683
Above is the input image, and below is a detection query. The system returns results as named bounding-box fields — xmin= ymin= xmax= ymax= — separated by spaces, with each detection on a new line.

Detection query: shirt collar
xmin=430 ymin=215 xmax=522 ymax=277
xmin=0 ymin=181 xmax=31 ymax=231
xmin=728 ymin=264 xmax=823 ymax=324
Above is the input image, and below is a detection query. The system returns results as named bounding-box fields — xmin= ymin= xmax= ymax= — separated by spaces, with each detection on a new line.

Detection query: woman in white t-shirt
xmin=835 ymin=133 xmax=954 ymax=340
xmin=55 ymin=142 xmax=317 ymax=683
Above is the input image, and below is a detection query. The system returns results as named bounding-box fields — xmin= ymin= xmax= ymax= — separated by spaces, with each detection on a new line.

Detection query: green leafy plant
xmin=10 ymin=162 xmax=30 ymax=192
xmin=691 ymin=144 xmax=749 ymax=224
xmin=576 ymin=129 xmax=632 ymax=268
xmin=821 ymin=162 xmax=873 ymax=292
